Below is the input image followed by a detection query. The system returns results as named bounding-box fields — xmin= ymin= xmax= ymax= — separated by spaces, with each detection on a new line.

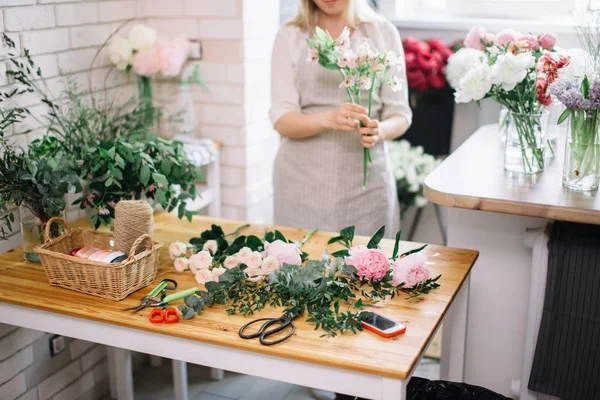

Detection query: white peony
xmin=107 ymin=36 xmax=132 ymax=71
xmin=490 ymin=52 xmax=535 ymax=91
xmin=445 ymin=48 xmax=488 ymax=89
xmin=128 ymin=24 xmax=157 ymax=51
xmin=455 ymin=63 xmax=492 ymax=103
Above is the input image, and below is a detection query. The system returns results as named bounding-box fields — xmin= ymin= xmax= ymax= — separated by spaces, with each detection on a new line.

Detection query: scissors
xmin=149 ymin=307 xmax=179 ymax=323
xmin=239 ymin=308 xmax=302 ymax=346
xmin=123 ymin=283 xmax=198 ymax=312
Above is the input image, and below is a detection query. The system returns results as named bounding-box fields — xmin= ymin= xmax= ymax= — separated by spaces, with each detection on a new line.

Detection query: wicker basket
xmin=35 ymin=217 xmax=163 ymax=301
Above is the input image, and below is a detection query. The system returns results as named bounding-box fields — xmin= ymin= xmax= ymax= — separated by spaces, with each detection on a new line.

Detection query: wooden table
xmin=424 ymin=124 xmax=600 ymax=398
xmin=0 ymin=213 xmax=477 ymax=400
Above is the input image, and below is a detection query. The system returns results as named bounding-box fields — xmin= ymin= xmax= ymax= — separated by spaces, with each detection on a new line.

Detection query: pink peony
xmin=223 ymin=255 xmax=239 ymax=269
xmin=202 ymin=240 xmax=218 ymax=254
xmin=169 ymin=241 xmax=187 ymax=260
xmin=392 ymin=253 xmax=429 ymax=288
xmin=261 ymin=256 xmax=280 ymax=275
xmin=264 ymin=240 xmax=302 ymax=267
xmin=236 ymin=247 xmax=253 ymax=266
xmin=156 ymin=37 xmax=189 ymax=77
xmin=195 ymin=269 xmax=214 ymax=285
xmin=211 ymin=267 xmax=226 ymax=282
xmin=518 ymin=34 xmax=539 ymax=51
xmin=464 ymin=26 xmax=487 ymax=50
xmin=344 ymin=249 xmax=390 ymax=281
xmin=173 ymin=257 xmax=189 ymax=272
xmin=189 ymin=250 xmax=212 ymax=273
xmin=495 ymin=29 xmax=521 ymax=46
xmin=132 ymin=46 xmax=161 ymax=77
xmin=538 ymin=33 xmax=556 ymax=50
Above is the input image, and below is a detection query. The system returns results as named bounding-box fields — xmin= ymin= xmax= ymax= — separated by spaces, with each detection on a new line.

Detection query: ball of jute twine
xmin=114 ymin=200 xmax=154 ymax=254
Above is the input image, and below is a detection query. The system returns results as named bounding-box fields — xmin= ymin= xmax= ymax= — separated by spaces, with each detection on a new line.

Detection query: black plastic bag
xmin=406 ymin=377 xmax=510 ymax=400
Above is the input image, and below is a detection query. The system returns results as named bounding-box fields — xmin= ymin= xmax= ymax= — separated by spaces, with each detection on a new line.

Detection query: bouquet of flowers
xmin=169 ymin=224 xmax=440 ymax=336
xmin=388 ymin=140 xmax=440 ymax=218
xmin=403 ymin=37 xmax=453 ymax=91
xmin=307 ymin=27 xmax=403 ymax=189
xmin=446 ymin=26 xmax=567 ymax=173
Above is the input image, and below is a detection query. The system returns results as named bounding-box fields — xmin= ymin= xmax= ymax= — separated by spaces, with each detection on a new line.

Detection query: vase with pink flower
xmin=447 ymin=26 xmax=568 ymax=174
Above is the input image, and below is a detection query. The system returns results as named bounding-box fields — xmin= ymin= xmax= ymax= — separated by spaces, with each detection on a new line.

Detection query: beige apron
xmin=273 ymin=27 xmax=400 ymax=238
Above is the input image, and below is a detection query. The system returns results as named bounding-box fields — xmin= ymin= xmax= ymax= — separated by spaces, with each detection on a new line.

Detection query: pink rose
xmin=236 ymin=247 xmax=253 ymax=266
xmin=195 ymin=269 xmax=214 ymax=285
xmin=211 ymin=267 xmax=226 ymax=282
xmin=538 ymin=33 xmax=556 ymax=50
xmin=173 ymin=257 xmax=189 ymax=272
xmin=264 ymin=240 xmax=302 ymax=267
xmin=345 ymin=249 xmax=390 ymax=281
xmin=223 ymin=255 xmax=239 ymax=269
xmin=202 ymin=240 xmax=218 ymax=254
xmin=261 ymin=256 xmax=280 ymax=275
xmin=518 ymin=34 xmax=539 ymax=51
xmin=189 ymin=250 xmax=212 ymax=273
xmin=169 ymin=241 xmax=187 ymax=260
xmin=246 ymin=251 xmax=262 ymax=268
xmin=132 ymin=46 xmax=161 ymax=76
xmin=156 ymin=38 xmax=188 ymax=77
xmin=495 ymin=29 xmax=521 ymax=46
xmin=244 ymin=267 xmax=264 ymax=282
xmin=464 ymin=26 xmax=487 ymax=50
xmin=392 ymin=253 xmax=429 ymax=288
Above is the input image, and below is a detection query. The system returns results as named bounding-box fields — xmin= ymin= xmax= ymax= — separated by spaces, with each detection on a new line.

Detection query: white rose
xmin=107 ymin=36 xmax=132 ymax=71
xmin=446 ymin=48 xmax=488 ymax=89
xmin=173 ymin=257 xmax=189 ymax=272
xmin=202 ymin=240 xmax=218 ymax=254
xmin=455 ymin=63 xmax=492 ymax=103
xmin=195 ymin=269 xmax=214 ymax=285
xmin=246 ymin=251 xmax=262 ymax=268
xmin=261 ymin=256 xmax=280 ymax=275
xmin=189 ymin=250 xmax=212 ymax=273
xmin=211 ymin=267 xmax=226 ymax=282
xmin=168 ymin=241 xmax=187 ymax=260
xmin=128 ymin=24 xmax=157 ymax=51
xmin=490 ymin=52 xmax=532 ymax=91
xmin=223 ymin=255 xmax=239 ymax=269
xmin=236 ymin=247 xmax=253 ymax=265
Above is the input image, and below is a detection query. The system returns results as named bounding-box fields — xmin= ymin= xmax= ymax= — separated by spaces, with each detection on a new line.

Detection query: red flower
xmin=427 ymin=71 xmax=447 ymax=89
xmin=407 ymin=68 xmax=428 ymax=91
xmin=402 ymin=37 xmax=420 ymax=54
xmin=536 ymin=78 xmax=552 ymax=106
xmin=417 ymin=52 xmax=439 ymax=72
xmin=536 ymin=53 xmax=571 ymax=106
xmin=405 ymin=51 xmax=418 ymax=69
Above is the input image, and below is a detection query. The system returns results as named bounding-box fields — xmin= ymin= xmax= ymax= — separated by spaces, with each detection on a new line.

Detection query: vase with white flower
xmin=307 ymin=26 xmax=403 ymax=189
xmin=447 ymin=27 xmax=568 ymax=174
xmin=107 ymin=24 xmax=192 ymax=127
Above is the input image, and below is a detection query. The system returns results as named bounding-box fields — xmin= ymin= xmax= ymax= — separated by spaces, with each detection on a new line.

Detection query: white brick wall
xmin=55 ymin=3 xmax=98 ymax=26
xmin=4 ymin=6 xmax=55 ymax=31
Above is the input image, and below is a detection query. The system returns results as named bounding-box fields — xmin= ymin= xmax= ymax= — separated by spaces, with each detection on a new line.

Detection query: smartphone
xmin=361 ymin=311 xmax=406 ymax=338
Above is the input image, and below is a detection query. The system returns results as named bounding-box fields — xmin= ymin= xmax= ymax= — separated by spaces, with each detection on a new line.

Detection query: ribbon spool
xmin=114 ymin=200 xmax=153 ymax=254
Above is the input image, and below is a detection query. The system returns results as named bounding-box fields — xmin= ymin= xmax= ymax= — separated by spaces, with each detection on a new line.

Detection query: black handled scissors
xmin=239 ymin=309 xmax=302 ymax=346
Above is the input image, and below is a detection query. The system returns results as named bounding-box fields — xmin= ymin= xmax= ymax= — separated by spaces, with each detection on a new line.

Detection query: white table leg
xmin=112 ymin=347 xmax=134 ymax=400
xmin=440 ymin=274 xmax=470 ymax=382
xmin=381 ymin=377 xmax=406 ymax=400
xmin=172 ymin=359 xmax=189 ymax=400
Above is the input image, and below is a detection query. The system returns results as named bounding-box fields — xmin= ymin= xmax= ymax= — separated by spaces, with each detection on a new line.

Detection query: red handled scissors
xmin=149 ymin=307 xmax=179 ymax=324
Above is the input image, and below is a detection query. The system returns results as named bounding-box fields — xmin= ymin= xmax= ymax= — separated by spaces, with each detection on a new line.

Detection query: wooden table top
xmin=0 ymin=213 xmax=477 ymax=380
xmin=425 ymin=124 xmax=600 ymax=225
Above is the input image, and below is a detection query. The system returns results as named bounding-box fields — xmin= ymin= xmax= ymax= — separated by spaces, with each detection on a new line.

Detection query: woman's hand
xmin=322 ymin=103 xmax=369 ymax=132
xmin=359 ymin=118 xmax=381 ymax=148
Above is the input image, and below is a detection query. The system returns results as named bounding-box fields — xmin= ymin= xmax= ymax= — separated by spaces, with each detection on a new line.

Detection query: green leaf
xmin=204 ymin=281 xmax=219 ymax=293
xmin=400 ymin=244 xmax=427 ymax=258
xmin=327 ymin=235 xmax=343 ymax=245
xmin=182 ymin=307 xmax=195 ymax=320
xmin=331 ymin=249 xmax=350 ymax=258
xmin=392 ymin=229 xmax=402 ymax=260
xmin=340 ymin=226 xmax=355 ymax=244
xmin=366 ymin=226 xmax=385 ymax=249
xmin=107 ymin=147 xmax=116 ymax=158
xmin=152 ymin=172 xmax=168 ymax=186
xmin=274 ymin=230 xmax=286 ymax=242
xmin=114 ymin=153 xmax=125 ymax=169
xmin=184 ymin=295 xmax=199 ymax=308
xmin=161 ymin=158 xmax=171 ymax=175
xmin=140 ymin=164 xmax=151 ymax=186
xmin=557 ymin=108 xmax=572 ymax=125
xmin=307 ymin=39 xmax=317 ymax=49
xmin=105 ymin=177 xmax=113 ymax=187
xmin=582 ymin=75 xmax=591 ymax=98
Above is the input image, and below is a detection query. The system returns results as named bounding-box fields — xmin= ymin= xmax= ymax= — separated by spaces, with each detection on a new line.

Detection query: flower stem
xmin=225 ymin=224 xmax=250 ymax=239
xmin=363 ymin=77 xmax=376 ymax=190
xmin=300 ymin=228 xmax=318 ymax=248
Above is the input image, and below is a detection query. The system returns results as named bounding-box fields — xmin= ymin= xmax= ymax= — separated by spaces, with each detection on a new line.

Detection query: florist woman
xmin=270 ymin=0 xmax=411 ymax=237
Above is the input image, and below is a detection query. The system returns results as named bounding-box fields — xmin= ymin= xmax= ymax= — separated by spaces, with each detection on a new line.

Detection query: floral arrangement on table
xmin=169 ymin=224 xmax=441 ymax=337
xmin=446 ymin=26 xmax=568 ymax=174
xmin=387 ymin=140 xmax=440 ymax=218
xmin=307 ymin=26 xmax=403 ymax=189
xmin=0 ymin=34 xmax=202 ymax=239
xmin=402 ymin=37 xmax=453 ymax=91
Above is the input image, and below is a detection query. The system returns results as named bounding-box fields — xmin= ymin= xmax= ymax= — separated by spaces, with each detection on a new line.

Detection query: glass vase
xmin=19 ymin=205 xmax=65 ymax=263
xmin=504 ymin=111 xmax=548 ymax=174
xmin=499 ymin=106 xmax=509 ymax=144
xmin=562 ymin=111 xmax=600 ymax=191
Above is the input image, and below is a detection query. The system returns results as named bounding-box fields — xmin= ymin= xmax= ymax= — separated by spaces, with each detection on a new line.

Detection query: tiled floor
xmin=106 ymin=356 xmax=439 ymax=400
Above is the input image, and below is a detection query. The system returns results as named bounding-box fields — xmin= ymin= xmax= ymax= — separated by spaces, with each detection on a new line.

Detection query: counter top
xmin=0 ymin=213 xmax=477 ymax=380
xmin=424 ymin=124 xmax=600 ymax=224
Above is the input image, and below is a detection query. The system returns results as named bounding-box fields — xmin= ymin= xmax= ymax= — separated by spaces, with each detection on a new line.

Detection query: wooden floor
xmin=102 ymin=359 xmax=440 ymax=400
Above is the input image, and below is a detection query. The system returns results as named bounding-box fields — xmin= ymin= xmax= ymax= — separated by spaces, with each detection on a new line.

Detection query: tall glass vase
xmin=504 ymin=111 xmax=548 ymax=174
xmin=137 ymin=75 xmax=154 ymax=128
xmin=19 ymin=205 xmax=65 ymax=263
xmin=563 ymin=110 xmax=600 ymax=191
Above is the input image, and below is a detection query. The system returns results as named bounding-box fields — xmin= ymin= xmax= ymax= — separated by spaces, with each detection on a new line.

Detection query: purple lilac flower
xmin=549 ymin=79 xmax=593 ymax=111
xmin=588 ymin=78 xmax=600 ymax=109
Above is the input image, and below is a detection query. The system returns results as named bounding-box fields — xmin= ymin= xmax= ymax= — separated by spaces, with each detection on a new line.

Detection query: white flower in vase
xmin=446 ymin=47 xmax=488 ymax=89
xmin=455 ymin=63 xmax=492 ymax=103
xmin=490 ymin=52 xmax=535 ymax=91
xmin=107 ymin=36 xmax=132 ymax=71
xmin=128 ymin=24 xmax=157 ymax=51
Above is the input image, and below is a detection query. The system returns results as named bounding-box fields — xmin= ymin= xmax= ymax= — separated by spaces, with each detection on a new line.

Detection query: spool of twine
xmin=114 ymin=200 xmax=153 ymax=254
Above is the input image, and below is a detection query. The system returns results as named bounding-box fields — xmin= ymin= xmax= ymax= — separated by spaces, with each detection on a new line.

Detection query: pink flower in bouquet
xmin=368 ymin=58 xmax=385 ymax=74
xmin=538 ymin=33 xmax=556 ymax=50
xmin=264 ymin=240 xmax=302 ymax=267
xmin=261 ymin=256 xmax=280 ymax=275
xmin=195 ymin=268 xmax=214 ymax=285
xmin=518 ymin=34 xmax=540 ymax=51
xmin=189 ymin=250 xmax=212 ymax=273
xmin=536 ymin=78 xmax=552 ymax=106
xmin=335 ymin=26 xmax=351 ymax=49
xmin=390 ymin=76 xmax=403 ymax=92
xmin=132 ymin=46 xmax=161 ymax=77
xmin=339 ymin=73 xmax=357 ymax=89
xmin=236 ymin=247 xmax=253 ymax=265
xmin=348 ymin=245 xmax=367 ymax=256
xmin=169 ymin=241 xmax=187 ymax=260
xmin=246 ymin=251 xmax=263 ymax=269
xmin=337 ymin=50 xmax=357 ymax=69
xmin=173 ymin=257 xmax=189 ymax=272
xmin=464 ymin=26 xmax=487 ymax=50
xmin=392 ymin=253 xmax=429 ymax=288
xmin=211 ymin=267 xmax=226 ymax=282
xmin=384 ymin=50 xmax=401 ymax=68
xmin=495 ymin=29 xmax=521 ymax=46
xmin=359 ymin=75 xmax=372 ymax=90
xmin=202 ymin=240 xmax=218 ymax=254
xmin=156 ymin=36 xmax=189 ymax=77
xmin=245 ymin=267 xmax=264 ymax=282
xmin=307 ymin=48 xmax=319 ymax=64
xmin=345 ymin=248 xmax=390 ymax=281
xmin=99 ymin=207 xmax=110 ymax=215
xmin=223 ymin=255 xmax=239 ymax=269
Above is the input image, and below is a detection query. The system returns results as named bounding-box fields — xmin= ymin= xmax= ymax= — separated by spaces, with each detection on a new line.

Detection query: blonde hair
xmin=288 ymin=0 xmax=379 ymax=32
